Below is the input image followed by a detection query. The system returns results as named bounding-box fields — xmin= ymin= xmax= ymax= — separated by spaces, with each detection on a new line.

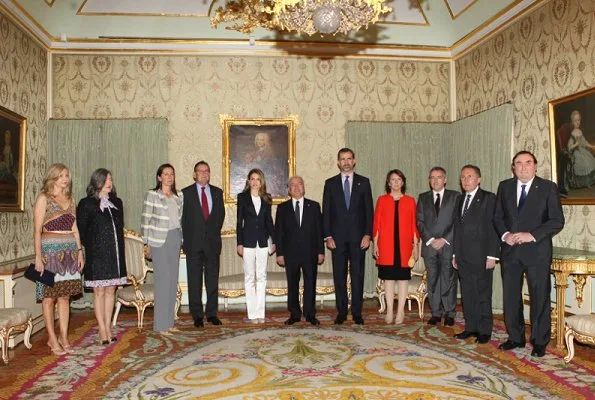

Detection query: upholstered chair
xmin=0 ymin=308 xmax=32 ymax=364
xmin=564 ymin=314 xmax=595 ymax=363
xmin=112 ymin=229 xmax=181 ymax=329
xmin=376 ymin=243 xmax=428 ymax=320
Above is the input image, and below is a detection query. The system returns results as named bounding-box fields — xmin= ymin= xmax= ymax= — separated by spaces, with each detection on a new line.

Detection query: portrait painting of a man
xmin=221 ymin=116 xmax=297 ymax=204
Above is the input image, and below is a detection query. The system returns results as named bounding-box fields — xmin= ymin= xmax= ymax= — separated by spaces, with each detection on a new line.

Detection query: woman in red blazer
xmin=373 ymin=169 xmax=420 ymax=324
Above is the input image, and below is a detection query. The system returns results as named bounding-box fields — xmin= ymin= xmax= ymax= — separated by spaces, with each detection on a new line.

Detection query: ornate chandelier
xmin=210 ymin=0 xmax=392 ymax=36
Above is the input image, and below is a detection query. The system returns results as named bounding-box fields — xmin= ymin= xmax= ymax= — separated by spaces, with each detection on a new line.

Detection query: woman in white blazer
xmin=141 ymin=163 xmax=183 ymax=334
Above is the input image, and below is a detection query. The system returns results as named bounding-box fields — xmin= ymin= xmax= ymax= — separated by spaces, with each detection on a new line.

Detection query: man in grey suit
xmin=417 ymin=167 xmax=460 ymax=326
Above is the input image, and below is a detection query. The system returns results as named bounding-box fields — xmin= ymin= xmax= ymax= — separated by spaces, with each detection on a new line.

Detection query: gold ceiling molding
xmin=451 ymin=0 xmax=547 ymax=59
xmin=50 ymin=46 xmax=451 ymax=62
xmin=0 ymin=1 xmax=52 ymax=49
xmin=444 ymin=0 xmax=478 ymax=20
xmin=44 ymin=0 xmax=55 ymax=7
xmin=76 ymin=0 xmax=209 ymax=17
xmin=1 ymin=0 xmax=546 ymax=60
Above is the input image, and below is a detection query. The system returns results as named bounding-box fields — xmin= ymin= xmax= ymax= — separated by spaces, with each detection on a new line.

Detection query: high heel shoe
xmin=58 ymin=338 xmax=75 ymax=354
xmin=47 ymin=342 xmax=66 ymax=356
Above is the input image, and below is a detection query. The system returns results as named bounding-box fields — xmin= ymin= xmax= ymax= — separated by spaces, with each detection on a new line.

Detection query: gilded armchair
xmin=377 ymin=246 xmax=428 ymax=320
xmin=111 ymin=229 xmax=181 ymax=329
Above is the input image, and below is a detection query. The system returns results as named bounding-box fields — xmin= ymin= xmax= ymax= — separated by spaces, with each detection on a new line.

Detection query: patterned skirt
xmin=36 ymin=233 xmax=82 ymax=301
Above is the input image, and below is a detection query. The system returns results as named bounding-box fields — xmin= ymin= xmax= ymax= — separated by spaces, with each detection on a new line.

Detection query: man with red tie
xmin=182 ymin=161 xmax=225 ymax=328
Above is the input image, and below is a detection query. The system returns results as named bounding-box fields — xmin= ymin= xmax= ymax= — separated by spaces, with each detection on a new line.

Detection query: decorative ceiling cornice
xmin=0 ymin=0 xmax=546 ymax=60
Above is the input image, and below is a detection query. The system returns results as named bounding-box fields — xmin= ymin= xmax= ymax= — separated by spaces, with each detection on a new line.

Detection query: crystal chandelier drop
xmin=211 ymin=0 xmax=392 ymax=36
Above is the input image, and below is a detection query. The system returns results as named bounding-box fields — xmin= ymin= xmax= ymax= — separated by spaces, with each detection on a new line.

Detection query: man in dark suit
xmin=416 ymin=167 xmax=460 ymax=326
xmin=275 ymin=176 xmax=325 ymax=326
xmin=181 ymin=161 xmax=226 ymax=328
xmin=322 ymin=148 xmax=373 ymax=325
xmin=452 ymin=165 xmax=500 ymax=344
xmin=494 ymin=151 xmax=564 ymax=357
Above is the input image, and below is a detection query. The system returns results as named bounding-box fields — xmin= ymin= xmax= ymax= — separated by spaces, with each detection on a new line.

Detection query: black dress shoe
xmin=498 ymin=340 xmax=525 ymax=350
xmin=476 ymin=334 xmax=491 ymax=344
xmin=306 ymin=318 xmax=320 ymax=326
xmin=194 ymin=319 xmax=204 ymax=328
xmin=284 ymin=317 xmax=300 ymax=325
xmin=207 ymin=316 xmax=223 ymax=326
xmin=454 ymin=331 xmax=478 ymax=339
xmin=444 ymin=317 xmax=455 ymax=326
xmin=531 ymin=344 xmax=546 ymax=357
xmin=427 ymin=316 xmax=441 ymax=325
xmin=334 ymin=315 xmax=347 ymax=325
xmin=353 ymin=316 xmax=364 ymax=325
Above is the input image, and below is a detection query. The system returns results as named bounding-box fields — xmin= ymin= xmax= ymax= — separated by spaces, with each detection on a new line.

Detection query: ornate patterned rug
xmin=3 ymin=310 xmax=594 ymax=399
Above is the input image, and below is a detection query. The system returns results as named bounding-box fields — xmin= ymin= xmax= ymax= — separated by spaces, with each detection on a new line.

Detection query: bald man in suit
xmin=275 ymin=176 xmax=325 ymax=326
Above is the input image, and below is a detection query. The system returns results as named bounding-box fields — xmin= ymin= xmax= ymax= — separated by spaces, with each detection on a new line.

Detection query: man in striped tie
xmin=493 ymin=151 xmax=564 ymax=357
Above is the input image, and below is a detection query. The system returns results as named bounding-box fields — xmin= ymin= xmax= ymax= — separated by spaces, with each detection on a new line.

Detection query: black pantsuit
xmin=275 ymin=198 xmax=324 ymax=320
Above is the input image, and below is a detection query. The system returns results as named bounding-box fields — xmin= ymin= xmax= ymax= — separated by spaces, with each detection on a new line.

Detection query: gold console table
xmin=551 ymin=247 xmax=595 ymax=349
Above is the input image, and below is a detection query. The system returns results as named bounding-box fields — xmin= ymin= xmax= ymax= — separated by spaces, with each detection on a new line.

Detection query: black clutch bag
xmin=24 ymin=263 xmax=55 ymax=287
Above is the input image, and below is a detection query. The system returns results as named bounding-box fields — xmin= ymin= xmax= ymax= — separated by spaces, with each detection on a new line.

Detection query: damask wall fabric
xmin=0 ymin=14 xmax=47 ymax=262
xmin=52 ymin=56 xmax=450 ymax=231
xmin=455 ymin=0 xmax=594 ymax=250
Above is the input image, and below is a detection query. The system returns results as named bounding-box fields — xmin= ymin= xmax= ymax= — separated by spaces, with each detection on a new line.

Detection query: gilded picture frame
xmin=221 ymin=115 xmax=297 ymax=205
xmin=548 ymin=86 xmax=595 ymax=205
xmin=0 ymin=105 xmax=27 ymax=212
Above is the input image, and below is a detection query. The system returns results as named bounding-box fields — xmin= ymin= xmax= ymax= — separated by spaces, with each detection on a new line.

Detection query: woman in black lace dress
xmin=77 ymin=168 xmax=127 ymax=344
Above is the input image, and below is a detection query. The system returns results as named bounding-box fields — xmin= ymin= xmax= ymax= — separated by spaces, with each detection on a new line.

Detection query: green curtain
xmin=48 ymin=119 xmax=168 ymax=308
xmin=48 ymin=119 xmax=168 ymax=232
xmin=346 ymin=103 xmax=513 ymax=306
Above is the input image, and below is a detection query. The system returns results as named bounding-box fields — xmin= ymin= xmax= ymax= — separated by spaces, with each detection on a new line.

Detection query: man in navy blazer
xmin=452 ymin=165 xmax=500 ymax=344
xmin=181 ymin=161 xmax=226 ymax=328
xmin=275 ymin=176 xmax=325 ymax=326
xmin=493 ymin=151 xmax=564 ymax=357
xmin=322 ymin=148 xmax=374 ymax=325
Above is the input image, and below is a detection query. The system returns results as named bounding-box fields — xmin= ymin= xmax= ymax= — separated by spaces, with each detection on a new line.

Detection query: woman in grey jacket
xmin=141 ymin=163 xmax=183 ymax=334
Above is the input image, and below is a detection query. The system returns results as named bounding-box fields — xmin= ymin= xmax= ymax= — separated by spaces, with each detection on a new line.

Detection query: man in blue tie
xmin=493 ymin=151 xmax=565 ymax=357
xmin=322 ymin=148 xmax=374 ymax=325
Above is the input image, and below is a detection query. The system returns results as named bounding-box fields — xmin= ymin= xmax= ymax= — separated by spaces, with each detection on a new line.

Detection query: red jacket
xmin=372 ymin=194 xmax=420 ymax=267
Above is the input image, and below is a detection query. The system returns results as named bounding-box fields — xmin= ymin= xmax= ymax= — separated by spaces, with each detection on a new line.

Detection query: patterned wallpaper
xmin=52 ymin=56 xmax=450 ymax=230
xmin=0 ymin=13 xmax=47 ymax=262
xmin=455 ymin=0 xmax=595 ymax=250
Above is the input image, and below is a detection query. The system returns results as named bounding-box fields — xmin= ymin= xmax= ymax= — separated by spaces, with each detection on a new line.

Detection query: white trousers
xmin=243 ymin=246 xmax=268 ymax=319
